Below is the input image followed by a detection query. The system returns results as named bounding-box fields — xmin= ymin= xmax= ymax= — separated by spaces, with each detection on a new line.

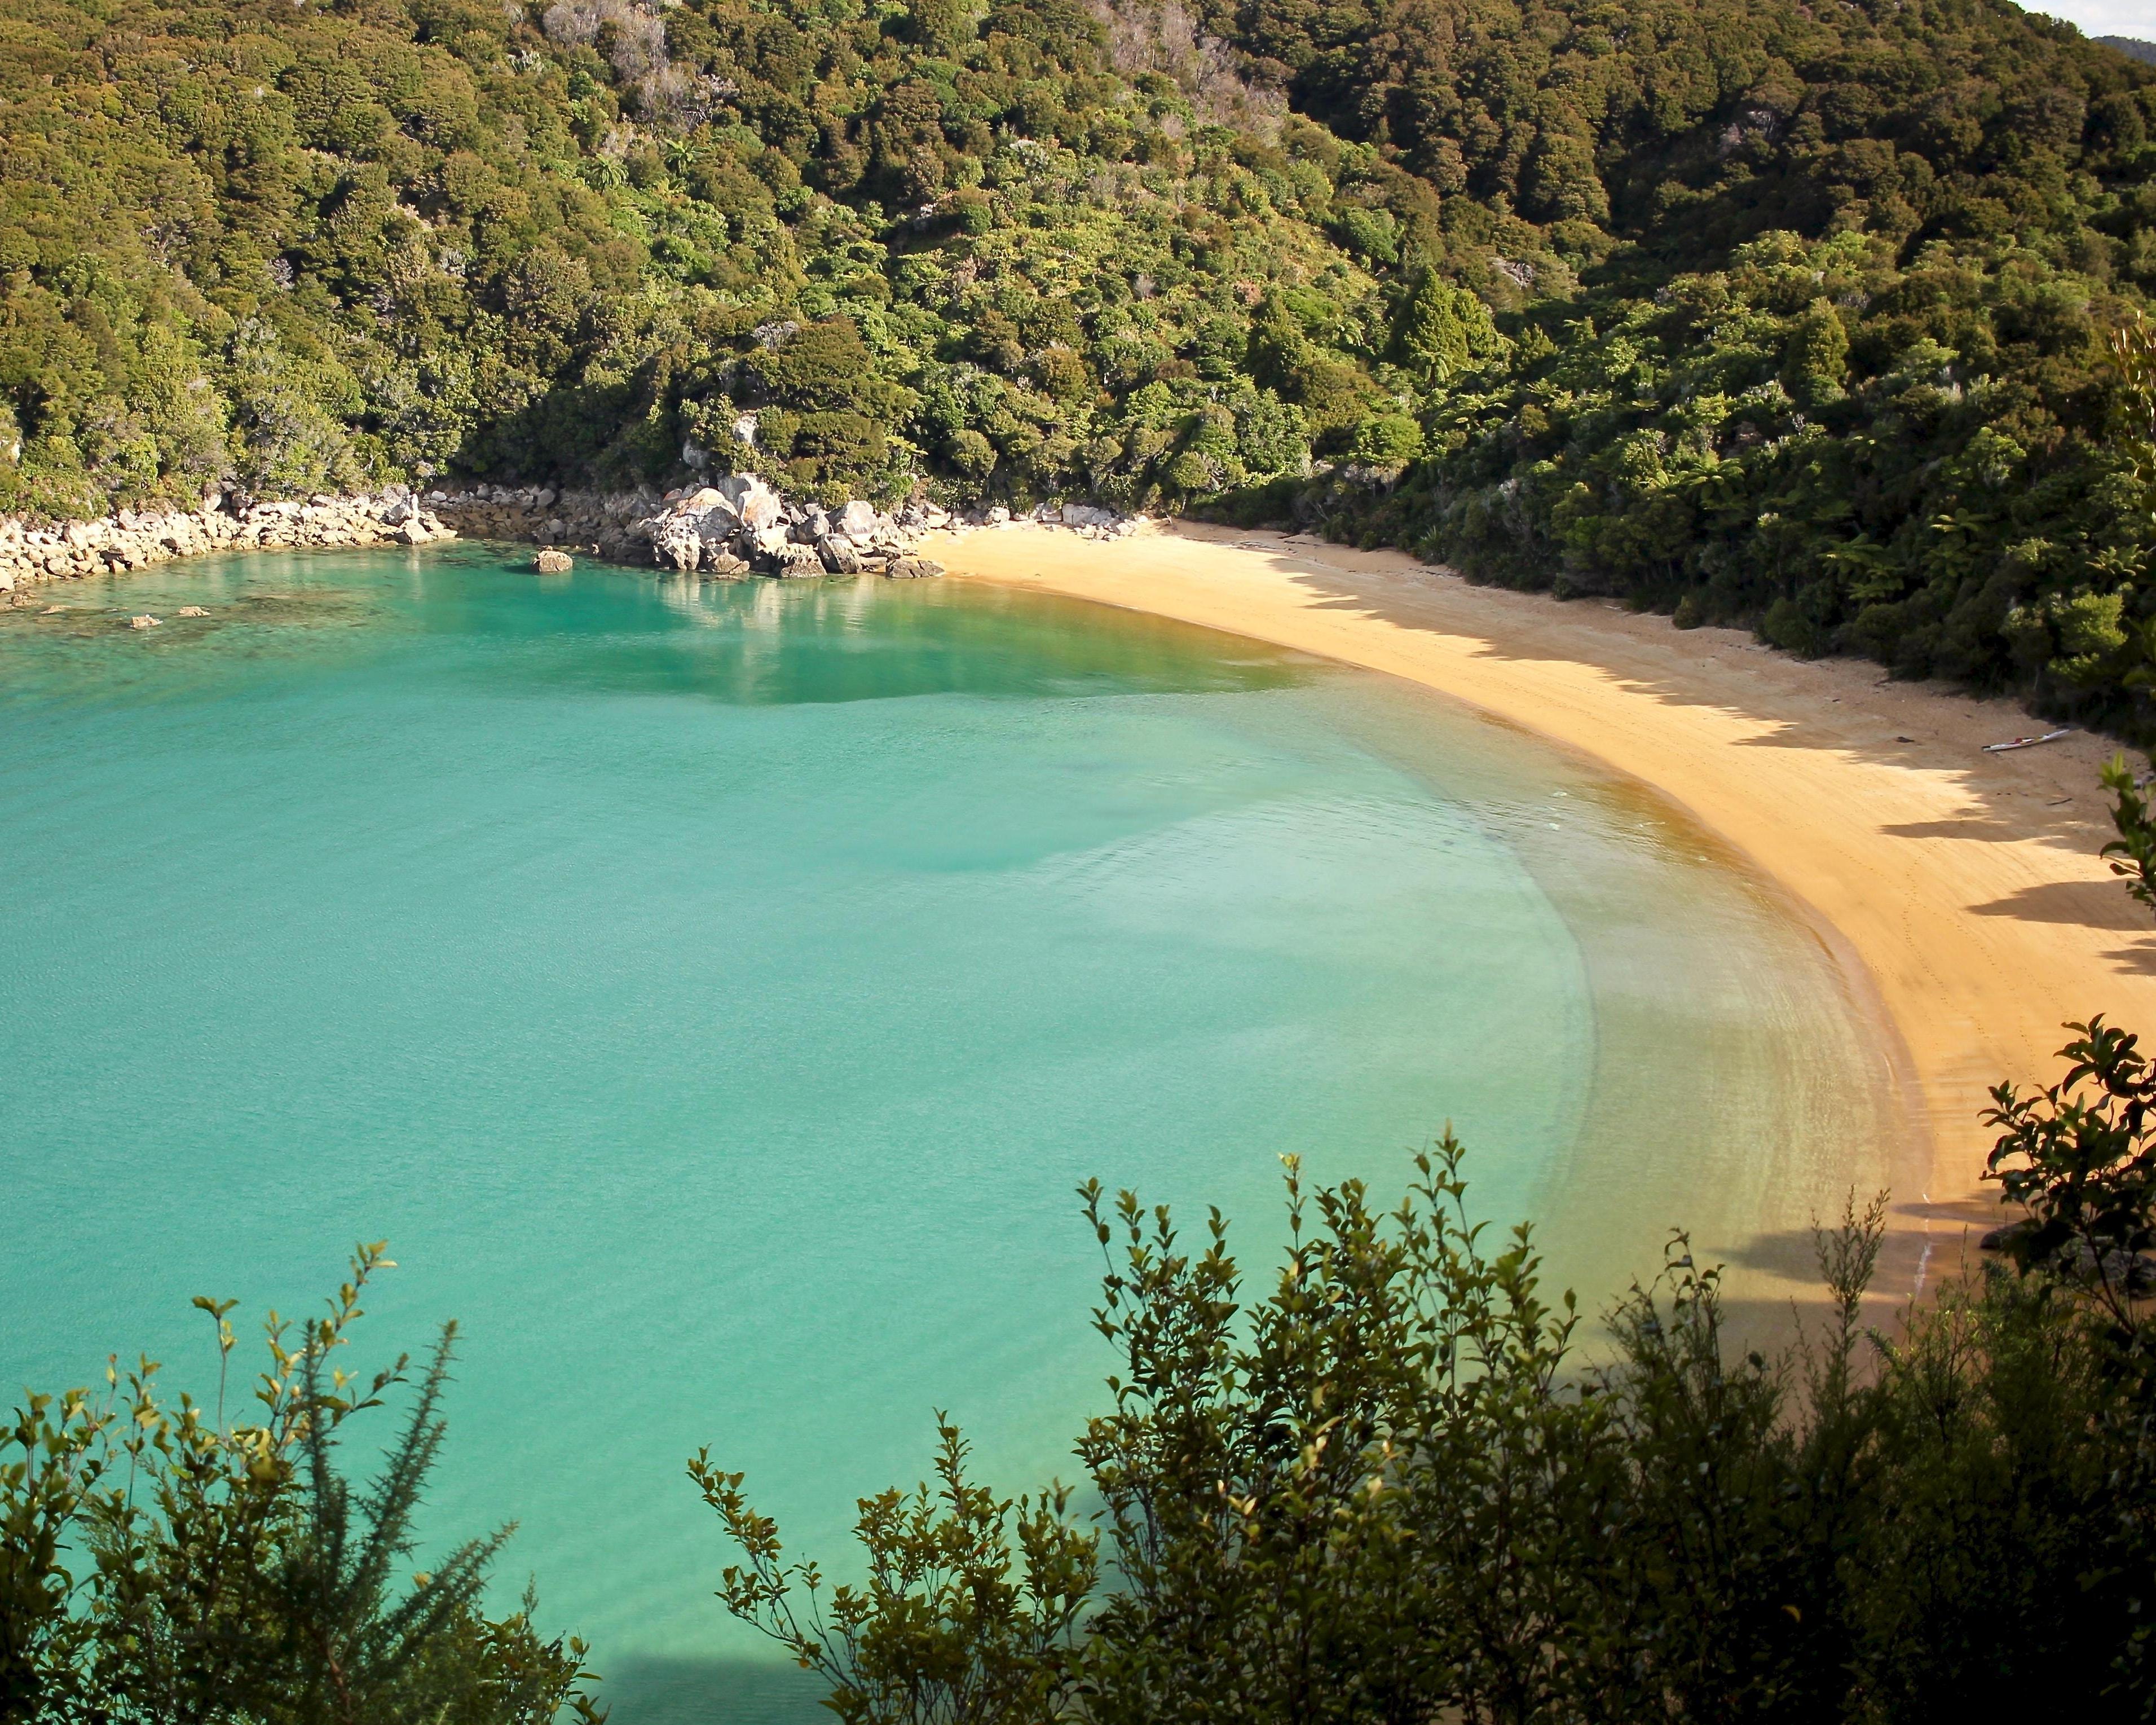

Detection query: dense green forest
xmin=10 ymin=0 xmax=2156 ymax=716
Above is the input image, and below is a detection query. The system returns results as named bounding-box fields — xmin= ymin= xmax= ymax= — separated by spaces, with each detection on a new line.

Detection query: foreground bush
xmin=702 ymin=1132 xmax=2156 ymax=1724
xmin=0 ymin=1244 xmax=603 ymax=1725
xmin=692 ymin=756 xmax=2156 ymax=1723
xmin=15 ymin=760 xmax=2156 ymax=1722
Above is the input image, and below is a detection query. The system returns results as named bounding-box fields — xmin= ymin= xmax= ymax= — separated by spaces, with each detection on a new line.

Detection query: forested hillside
xmin=6 ymin=0 xmax=2156 ymax=717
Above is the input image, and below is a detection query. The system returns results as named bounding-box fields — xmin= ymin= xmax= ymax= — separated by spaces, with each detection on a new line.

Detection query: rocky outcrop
xmin=421 ymin=473 xmax=964 ymax=581
xmin=3 ymin=474 xmax=1149 ymax=599
xmin=0 ymin=488 xmax=454 ymax=595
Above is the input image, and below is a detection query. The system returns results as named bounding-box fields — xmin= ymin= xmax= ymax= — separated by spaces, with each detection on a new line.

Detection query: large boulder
xmin=746 ymin=525 xmax=795 ymax=570
xmin=715 ymin=474 xmax=786 ymax=529
xmin=1060 ymin=501 xmax=1117 ymax=529
xmin=534 ymin=549 xmax=574 ymax=573
xmin=652 ymin=516 xmax=703 ymax=571
xmin=818 ymin=534 xmax=863 ymax=575
xmin=835 ymin=499 xmax=881 ymax=539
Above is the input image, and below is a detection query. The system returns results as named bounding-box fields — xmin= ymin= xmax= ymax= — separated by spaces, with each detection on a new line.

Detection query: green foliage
xmin=10 ymin=0 xmax=2156 ymax=706
xmin=2104 ymin=749 xmax=2156 ymax=909
xmin=1393 ymin=269 xmax=1504 ymax=382
xmin=0 ymin=1246 xmax=601 ymax=1725
xmin=1987 ymin=1015 xmax=2156 ymax=1330
xmin=691 ymin=768 xmax=2156 ymax=1725
xmin=707 ymin=1134 xmax=2156 ymax=1723
xmin=693 ymin=1420 xmax=1095 ymax=1725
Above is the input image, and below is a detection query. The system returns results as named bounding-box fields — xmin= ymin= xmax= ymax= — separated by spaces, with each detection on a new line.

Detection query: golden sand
xmin=939 ymin=520 xmax=2156 ymax=1239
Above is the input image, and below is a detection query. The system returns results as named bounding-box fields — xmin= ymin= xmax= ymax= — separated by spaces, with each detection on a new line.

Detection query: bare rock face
xmin=3 ymin=469 xmax=1121 ymax=599
xmin=534 ymin=548 xmax=574 ymax=573
xmin=715 ymin=474 xmax=786 ymax=529
xmin=748 ymin=525 xmax=795 ymax=568
xmin=652 ymin=516 xmax=704 ymax=571
xmin=835 ymin=499 xmax=881 ymax=539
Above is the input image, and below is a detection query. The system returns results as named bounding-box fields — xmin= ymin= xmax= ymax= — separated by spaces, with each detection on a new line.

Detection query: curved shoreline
xmin=937 ymin=519 xmax=2156 ymax=1247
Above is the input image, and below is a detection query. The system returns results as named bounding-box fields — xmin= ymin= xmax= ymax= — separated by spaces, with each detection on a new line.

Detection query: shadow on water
xmin=601 ymin=1656 xmax=826 ymax=1725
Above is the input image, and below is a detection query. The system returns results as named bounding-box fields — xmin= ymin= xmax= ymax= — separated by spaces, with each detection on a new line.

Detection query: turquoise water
xmin=0 ymin=545 xmax=1904 ymax=1718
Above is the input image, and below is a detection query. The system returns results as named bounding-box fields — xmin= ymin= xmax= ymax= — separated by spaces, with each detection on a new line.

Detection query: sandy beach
xmin=938 ymin=519 xmax=2156 ymax=1238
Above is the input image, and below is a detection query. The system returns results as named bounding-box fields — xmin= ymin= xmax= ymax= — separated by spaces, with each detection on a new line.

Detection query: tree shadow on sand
xmin=1213 ymin=529 xmax=2127 ymax=870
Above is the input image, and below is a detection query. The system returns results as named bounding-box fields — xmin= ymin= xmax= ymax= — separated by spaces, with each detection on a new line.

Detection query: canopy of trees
xmin=8 ymin=0 xmax=2156 ymax=717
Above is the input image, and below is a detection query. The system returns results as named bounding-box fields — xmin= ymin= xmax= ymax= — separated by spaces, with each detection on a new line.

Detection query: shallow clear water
xmin=0 ymin=545 xmax=1906 ymax=1718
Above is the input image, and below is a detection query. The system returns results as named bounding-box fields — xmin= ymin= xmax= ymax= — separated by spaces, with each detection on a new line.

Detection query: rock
xmin=652 ymin=516 xmax=704 ymax=571
xmin=986 ymin=506 xmax=1011 ymax=525
xmin=534 ymin=548 xmax=574 ymax=573
xmin=393 ymin=519 xmax=429 ymax=545
xmin=716 ymin=473 xmax=786 ymax=529
xmin=818 ymin=534 xmax=863 ymax=574
xmin=748 ymin=525 xmax=795 ymax=567
xmin=836 ymin=499 xmax=881 ymax=539
xmin=1061 ymin=501 xmax=1117 ymax=529
xmin=678 ymin=486 xmax=728 ymax=513
xmin=886 ymin=556 xmax=944 ymax=579
xmin=176 ymin=605 xmax=209 ymax=617
xmin=707 ymin=551 xmax=751 ymax=579
xmin=128 ymin=614 xmax=160 ymax=629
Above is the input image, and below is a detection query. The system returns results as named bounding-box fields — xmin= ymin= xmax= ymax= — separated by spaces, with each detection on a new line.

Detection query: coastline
xmin=936 ymin=518 xmax=2156 ymax=1237
xmin=18 ymin=489 xmax=2144 ymax=1251
xmin=0 ymin=481 xmax=963 ymax=595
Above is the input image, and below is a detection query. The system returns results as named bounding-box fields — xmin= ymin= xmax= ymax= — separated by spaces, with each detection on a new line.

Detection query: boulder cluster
xmin=2 ymin=476 xmax=1148 ymax=601
xmin=0 ymin=489 xmax=452 ymax=593
xmin=641 ymin=476 xmax=945 ymax=579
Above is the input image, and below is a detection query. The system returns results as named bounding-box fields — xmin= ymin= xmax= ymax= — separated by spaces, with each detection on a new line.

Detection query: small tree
xmin=1 ymin=1246 xmax=603 ymax=1725
xmin=693 ymin=1420 xmax=1095 ymax=1725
